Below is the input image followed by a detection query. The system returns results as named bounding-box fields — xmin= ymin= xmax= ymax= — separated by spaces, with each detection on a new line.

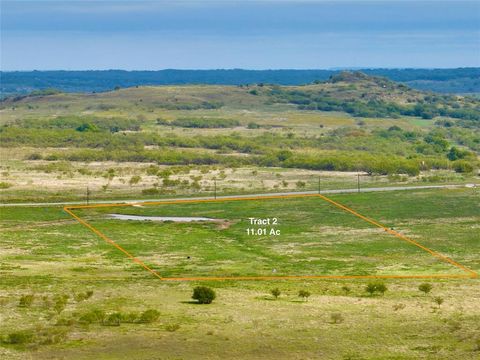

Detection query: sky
xmin=1 ymin=0 xmax=479 ymax=70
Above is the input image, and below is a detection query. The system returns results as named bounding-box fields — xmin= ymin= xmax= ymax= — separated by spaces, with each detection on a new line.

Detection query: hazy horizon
xmin=2 ymin=0 xmax=479 ymax=71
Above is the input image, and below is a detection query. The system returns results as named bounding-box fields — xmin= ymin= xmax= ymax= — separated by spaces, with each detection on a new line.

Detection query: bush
xmin=270 ymin=288 xmax=281 ymax=299
xmin=5 ymin=330 xmax=34 ymax=344
xmin=138 ymin=309 xmax=160 ymax=323
xmin=418 ymin=283 xmax=433 ymax=295
xmin=74 ymin=290 xmax=94 ymax=302
xmin=142 ymin=187 xmax=160 ymax=195
xmin=27 ymin=152 xmax=43 ymax=160
xmin=192 ymin=286 xmax=216 ymax=304
xmin=18 ymin=294 xmax=35 ymax=308
xmin=120 ymin=312 xmax=139 ymax=323
xmin=78 ymin=309 xmax=106 ymax=324
xmin=298 ymin=290 xmax=311 ymax=301
xmin=330 ymin=313 xmax=344 ymax=324
xmin=165 ymin=323 xmax=181 ymax=332
xmin=365 ymin=282 xmax=387 ymax=296
xmin=103 ymin=312 xmax=122 ymax=326
xmin=0 ymin=182 xmax=12 ymax=189
xmin=129 ymin=175 xmax=142 ymax=186
xmin=54 ymin=294 xmax=69 ymax=314
xmin=453 ymin=160 xmax=473 ymax=173
xmin=160 ymin=117 xmax=239 ymax=129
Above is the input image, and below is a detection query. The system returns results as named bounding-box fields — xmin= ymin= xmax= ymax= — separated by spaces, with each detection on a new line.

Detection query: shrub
xmin=54 ymin=295 xmax=69 ymax=314
xmin=142 ymin=187 xmax=160 ymax=195
xmin=296 ymin=181 xmax=306 ymax=188
xmin=5 ymin=330 xmax=34 ymax=344
xmin=78 ymin=309 xmax=106 ymax=324
xmin=330 ymin=313 xmax=344 ymax=324
xmin=418 ymin=283 xmax=433 ymax=295
xmin=192 ymin=286 xmax=216 ymax=304
xmin=365 ymin=283 xmax=376 ymax=296
xmin=18 ymin=294 xmax=35 ymax=308
xmin=0 ymin=182 xmax=12 ymax=189
xmin=375 ymin=283 xmax=387 ymax=295
xmin=37 ymin=327 xmax=68 ymax=345
xmin=298 ymin=290 xmax=311 ymax=301
xmin=162 ymin=117 xmax=240 ymax=129
xmin=55 ymin=317 xmax=76 ymax=326
xmin=138 ymin=309 xmax=160 ymax=323
xmin=103 ymin=312 xmax=122 ymax=326
xmin=129 ymin=175 xmax=142 ymax=186
xmin=120 ymin=312 xmax=139 ymax=323
xmin=365 ymin=282 xmax=387 ymax=296
xmin=270 ymin=288 xmax=281 ymax=299
xmin=341 ymin=285 xmax=351 ymax=295
xmin=27 ymin=152 xmax=43 ymax=160
xmin=453 ymin=161 xmax=473 ymax=173
xmin=74 ymin=290 xmax=94 ymax=302
xmin=165 ymin=323 xmax=181 ymax=332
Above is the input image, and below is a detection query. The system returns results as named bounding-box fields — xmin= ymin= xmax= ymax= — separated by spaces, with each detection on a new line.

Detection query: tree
xmin=192 ymin=286 xmax=216 ymax=304
xmin=418 ymin=283 xmax=433 ymax=295
xmin=434 ymin=296 xmax=444 ymax=307
xmin=76 ymin=123 xmax=98 ymax=132
xmin=447 ymin=147 xmax=468 ymax=161
xmin=298 ymin=290 xmax=311 ymax=301
xmin=271 ymin=288 xmax=281 ymax=299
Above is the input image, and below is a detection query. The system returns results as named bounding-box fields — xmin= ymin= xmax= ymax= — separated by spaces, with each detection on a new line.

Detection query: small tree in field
xmin=418 ymin=283 xmax=433 ymax=295
xmin=298 ymin=290 xmax=311 ymax=302
xmin=365 ymin=282 xmax=387 ymax=296
xmin=271 ymin=288 xmax=281 ymax=299
xmin=434 ymin=296 xmax=444 ymax=308
xmin=192 ymin=286 xmax=216 ymax=304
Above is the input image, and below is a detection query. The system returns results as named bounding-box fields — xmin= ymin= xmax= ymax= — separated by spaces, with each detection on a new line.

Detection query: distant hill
xmin=1 ymin=68 xmax=479 ymax=97
xmin=2 ymin=71 xmax=478 ymax=122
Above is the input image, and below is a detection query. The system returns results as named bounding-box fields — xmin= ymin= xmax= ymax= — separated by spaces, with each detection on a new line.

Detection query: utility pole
xmin=86 ymin=185 xmax=90 ymax=205
xmin=318 ymin=175 xmax=321 ymax=194
xmin=357 ymin=173 xmax=360 ymax=193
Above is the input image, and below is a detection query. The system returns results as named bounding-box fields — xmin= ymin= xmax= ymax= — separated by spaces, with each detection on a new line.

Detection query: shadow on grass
xmin=180 ymin=300 xmax=203 ymax=305
xmin=254 ymin=296 xmax=278 ymax=301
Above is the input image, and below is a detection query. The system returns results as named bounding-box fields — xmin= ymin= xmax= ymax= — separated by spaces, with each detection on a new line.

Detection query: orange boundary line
xmin=64 ymin=193 xmax=477 ymax=281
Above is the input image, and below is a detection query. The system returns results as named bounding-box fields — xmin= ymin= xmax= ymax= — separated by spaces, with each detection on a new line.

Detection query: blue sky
xmin=1 ymin=0 xmax=479 ymax=70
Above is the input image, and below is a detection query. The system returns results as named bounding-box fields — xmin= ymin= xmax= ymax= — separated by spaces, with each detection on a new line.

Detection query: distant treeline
xmin=1 ymin=68 xmax=479 ymax=97
xmin=156 ymin=117 xmax=240 ymax=128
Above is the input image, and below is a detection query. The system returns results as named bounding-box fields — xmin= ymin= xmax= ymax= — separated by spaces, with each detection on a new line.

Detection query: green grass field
xmin=71 ymin=192 xmax=475 ymax=279
xmin=1 ymin=188 xmax=479 ymax=359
